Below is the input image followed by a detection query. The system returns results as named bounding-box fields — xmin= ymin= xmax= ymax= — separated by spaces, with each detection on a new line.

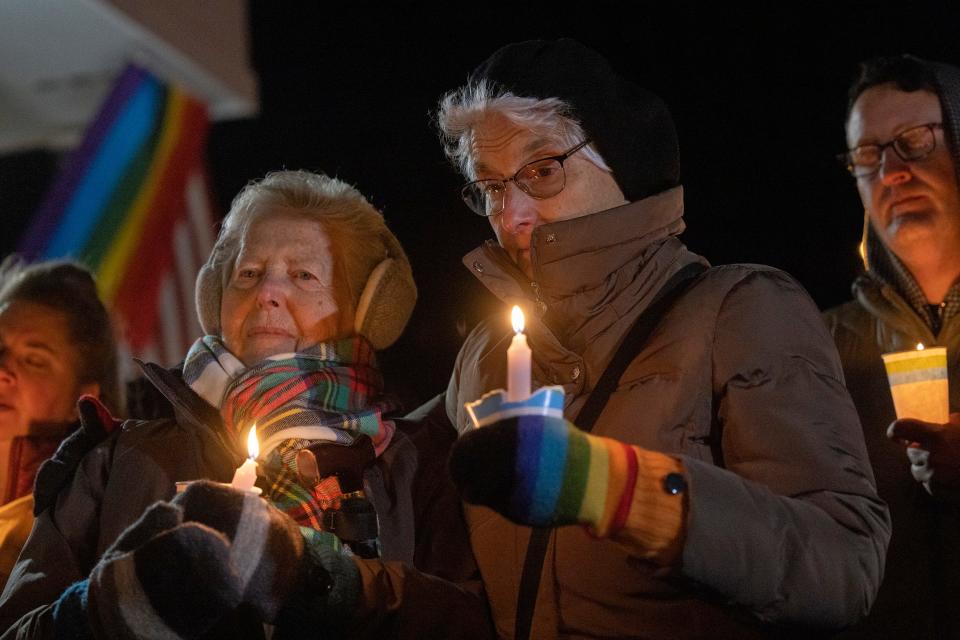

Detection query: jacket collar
xmin=137 ymin=360 xmax=245 ymax=461
xmin=463 ymin=186 xmax=703 ymax=353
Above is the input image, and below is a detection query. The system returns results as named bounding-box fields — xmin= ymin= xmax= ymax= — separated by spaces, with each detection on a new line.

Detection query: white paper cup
xmin=881 ymin=346 xmax=949 ymax=423
xmin=464 ymin=385 xmax=565 ymax=429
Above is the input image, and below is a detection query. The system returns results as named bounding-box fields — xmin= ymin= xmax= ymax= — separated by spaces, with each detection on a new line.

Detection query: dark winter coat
xmin=0 ymin=362 xmax=490 ymax=639
xmin=823 ymin=55 xmax=960 ymax=640
xmin=825 ymin=272 xmax=960 ymax=640
xmin=447 ymin=187 xmax=890 ymax=639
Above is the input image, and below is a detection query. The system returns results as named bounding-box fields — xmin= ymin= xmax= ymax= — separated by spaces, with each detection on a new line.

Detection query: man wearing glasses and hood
xmin=827 ymin=55 xmax=960 ymax=639
xmin=439 ymin=38 xmax=889 ymax=638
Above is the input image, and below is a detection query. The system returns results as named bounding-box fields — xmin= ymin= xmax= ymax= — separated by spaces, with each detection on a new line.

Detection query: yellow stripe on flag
xmin=98 ymin=90 xmax=187 ymax=302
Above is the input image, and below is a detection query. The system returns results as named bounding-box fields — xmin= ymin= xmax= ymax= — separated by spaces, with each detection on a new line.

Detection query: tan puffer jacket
xmin=447 ymin=186 xmax=889 ymax=639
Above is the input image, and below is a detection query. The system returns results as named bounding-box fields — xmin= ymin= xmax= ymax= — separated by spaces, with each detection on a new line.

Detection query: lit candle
xmin=230 ymin=425 xmax=260 ymax=492
xmin=507 ymin=306 xmax=532 ymax=402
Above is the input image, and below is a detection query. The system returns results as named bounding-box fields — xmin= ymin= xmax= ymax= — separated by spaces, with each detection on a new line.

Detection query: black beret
xmin=469 ymin=38 xmax=680 ymax=202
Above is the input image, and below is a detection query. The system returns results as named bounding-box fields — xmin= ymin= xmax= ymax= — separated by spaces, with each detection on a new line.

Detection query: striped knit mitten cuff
xmin=51 ymin=580 xmax=93 ymax=640
xmin=450 ymin=415 xmax=687 ymax=562
xmin=84 ymin=503 xmax=242 ymax=639
xmin=172 ymin=480 xmax=306 ymax=623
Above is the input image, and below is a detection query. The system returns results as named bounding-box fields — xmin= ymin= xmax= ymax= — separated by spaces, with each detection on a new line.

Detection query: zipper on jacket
xmin=872 ymin=279 xmax=936 ymax=344
xmin=926 ymin=301 xmax=946 ymax=336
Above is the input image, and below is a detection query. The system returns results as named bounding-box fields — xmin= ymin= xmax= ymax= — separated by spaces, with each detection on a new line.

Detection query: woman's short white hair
xmin=195 ymin=170 xmax=414 ymax=344
xmin=436 ymin=78 xmax=610 ymax=179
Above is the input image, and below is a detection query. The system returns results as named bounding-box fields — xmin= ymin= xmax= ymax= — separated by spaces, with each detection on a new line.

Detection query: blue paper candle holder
xmin=464 ymin=385 xmax=566 ymax=429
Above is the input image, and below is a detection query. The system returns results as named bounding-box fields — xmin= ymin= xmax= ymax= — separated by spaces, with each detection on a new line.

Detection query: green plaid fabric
xmin=183 ymin=335 xmax=394 ymax=539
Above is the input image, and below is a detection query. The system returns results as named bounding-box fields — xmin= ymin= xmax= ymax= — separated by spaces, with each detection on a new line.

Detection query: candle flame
xmin=511 ymin=305 xmax=525 ymax=334
xmin=917 ymin=343 xmax=925 ymax=351
xmin=246 ymin=425 xmax=259 ymax=459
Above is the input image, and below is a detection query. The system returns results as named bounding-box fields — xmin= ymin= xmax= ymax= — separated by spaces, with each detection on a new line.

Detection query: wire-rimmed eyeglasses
xmin=838 ymin=123 xmax=943 ymax=178
xmin=460 ymin=140 xmax=592 ymax=217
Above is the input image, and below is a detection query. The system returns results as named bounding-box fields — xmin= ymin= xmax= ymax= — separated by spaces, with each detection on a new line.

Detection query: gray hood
xmin=863 ymin=59 xmax=960 ymax=281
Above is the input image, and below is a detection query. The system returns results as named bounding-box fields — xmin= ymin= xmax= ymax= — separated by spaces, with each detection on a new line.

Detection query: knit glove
xmin=450 ymin=415 xmax=688 ymax=562
xmin=174 ymin=481 xmax=361 ymax=628
xmin=34 ymin=395 xmax=121 ymax=515
xmin=52 ymin=501 xmax=243 ymax=639
xmin=272 ymin=528 xmax=363 ymax=639
xmin=172 ymin=480 xmax=306 ymax=622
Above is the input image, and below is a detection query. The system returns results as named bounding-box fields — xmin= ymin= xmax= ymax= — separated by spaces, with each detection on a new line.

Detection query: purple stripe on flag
xmin=18 ymin=65 xmax=148 ymax=259
xmin=41 ymin=76 xmax=161 ymax=259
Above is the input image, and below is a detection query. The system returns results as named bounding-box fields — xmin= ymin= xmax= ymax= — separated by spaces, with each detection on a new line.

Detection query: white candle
xmin=230 ymin=426 xmax=259 ymax=492
xmin=507 ymin=306 xmax=532 ymax=402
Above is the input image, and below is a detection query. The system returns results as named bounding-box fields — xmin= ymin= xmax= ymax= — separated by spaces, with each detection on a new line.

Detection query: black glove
xmin=53 ymin=482 xmax=362 ymax=637
xmin=174 ymin=481 xmax=361 ymax=625
xmin=172 ymin=480 xmax=307 ymax=622
xmin=34 ymin=395 xmax=121 ymax=515
xmin=53 ymin=501 xmax=243 ymax=639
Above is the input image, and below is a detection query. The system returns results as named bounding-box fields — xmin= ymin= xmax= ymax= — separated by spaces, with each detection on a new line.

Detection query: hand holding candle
xmin=507 ymin=305 xmax=532 ymax=402
xmin=230 ymin=425 xmax=262 ymax=494
xmin=466 ymin=304 xmax=565 ymax=430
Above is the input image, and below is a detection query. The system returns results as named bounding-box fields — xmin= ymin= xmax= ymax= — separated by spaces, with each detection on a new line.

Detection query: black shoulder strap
xmin=513 ymin=261 xmax=706 ymax=640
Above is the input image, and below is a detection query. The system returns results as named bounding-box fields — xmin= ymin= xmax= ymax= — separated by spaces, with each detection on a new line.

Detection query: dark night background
xmin=2 ymin=2 xmax=960 ymax=409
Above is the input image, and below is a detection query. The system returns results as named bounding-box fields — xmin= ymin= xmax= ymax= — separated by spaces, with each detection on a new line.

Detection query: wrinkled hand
xmin=81 ymin=502 xmax=242 ymax=639
xmin=266 ymin=447 xmax=352 ymax=522
xmin=888 ymin=412 xmax=960 ymax=494
xmin=286 ymin=446 xmax=380 ymax=558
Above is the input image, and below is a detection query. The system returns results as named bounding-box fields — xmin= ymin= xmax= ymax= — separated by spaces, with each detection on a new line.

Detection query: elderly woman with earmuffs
xmin=0 ymin=171 xmax=492 ymax=639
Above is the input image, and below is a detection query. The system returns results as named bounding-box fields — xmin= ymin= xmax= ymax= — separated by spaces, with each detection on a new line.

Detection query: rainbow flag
xmin=18 ymin=64 xmax=217 ymax=366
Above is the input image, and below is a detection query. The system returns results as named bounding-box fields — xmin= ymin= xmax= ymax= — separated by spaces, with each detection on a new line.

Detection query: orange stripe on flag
xmin=112 ymin=95 xmax=209 ymax=351
xmin=98 ymin=90 xmax=188 ymax=302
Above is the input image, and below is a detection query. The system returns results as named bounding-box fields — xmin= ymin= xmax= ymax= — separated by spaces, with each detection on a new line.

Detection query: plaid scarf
xmin=183 ymin=335 xmax=395 ymax=533
xmin=269 ymin=470 xmax=347 ymax=531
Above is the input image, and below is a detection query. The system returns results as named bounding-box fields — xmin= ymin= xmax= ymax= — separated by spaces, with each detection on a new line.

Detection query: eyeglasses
xmin=839 ymin=123 xmax=943 ymax=178
xmin=460 ymin=140 xmax=592 ymax=217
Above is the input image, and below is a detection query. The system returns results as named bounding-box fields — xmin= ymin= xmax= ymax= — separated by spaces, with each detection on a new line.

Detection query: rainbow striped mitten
xmin=450 ymin=415 xmax=687 ymax=559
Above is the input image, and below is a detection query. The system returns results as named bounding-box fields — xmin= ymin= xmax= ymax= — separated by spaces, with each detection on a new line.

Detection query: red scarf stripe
xmin=212 ymin=336 xmax=394 ymax=540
